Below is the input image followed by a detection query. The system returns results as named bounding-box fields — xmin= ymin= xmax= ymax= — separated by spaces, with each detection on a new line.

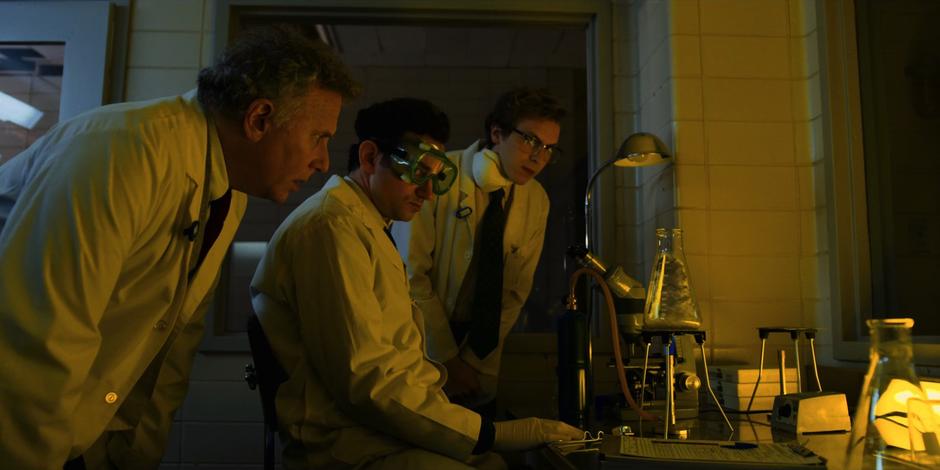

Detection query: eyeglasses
xmin=512 ymin=128 xmax=562 ymax=161
xmin=384 ymin=139 xmax=458 ymax=195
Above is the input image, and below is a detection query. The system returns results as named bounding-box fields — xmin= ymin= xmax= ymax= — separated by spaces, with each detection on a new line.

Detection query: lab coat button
xmin=154 ymin=320 xmax=168 ymax=330
xmin=104 ymin=392 xmax=118 ymax=404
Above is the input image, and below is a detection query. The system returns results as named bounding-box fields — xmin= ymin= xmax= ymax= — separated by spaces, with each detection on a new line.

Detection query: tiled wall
xmin=656 ymin=0 xmax=830 ymax=364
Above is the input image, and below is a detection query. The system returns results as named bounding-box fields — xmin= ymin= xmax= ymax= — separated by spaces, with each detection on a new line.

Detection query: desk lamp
xmin=583 ymin=131 xmax=672 ymax=252
xmin=570 ymin=132 xmax=673 ymax=300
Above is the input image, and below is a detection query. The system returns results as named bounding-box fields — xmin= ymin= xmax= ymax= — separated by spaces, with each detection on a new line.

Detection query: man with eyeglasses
xmin=398 ymin=88 xmax=566 ymax=414
xmin=250 ymin=98 xmax=580 ymax=469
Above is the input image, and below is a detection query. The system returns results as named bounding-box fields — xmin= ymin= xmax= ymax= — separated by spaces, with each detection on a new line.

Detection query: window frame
xmin=822 ymin=0 xmax=940 ymax=369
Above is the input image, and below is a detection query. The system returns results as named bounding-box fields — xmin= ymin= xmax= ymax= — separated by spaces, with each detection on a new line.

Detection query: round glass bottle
xmin=643 ymin=228 xmax=701 ymax=330
xmin=846 ymin=318 xmax=925 ymax=467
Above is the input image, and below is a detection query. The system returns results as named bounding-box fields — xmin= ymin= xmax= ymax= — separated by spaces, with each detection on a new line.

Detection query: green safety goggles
xmin=384 ymin=139 xmax=458 ymax=195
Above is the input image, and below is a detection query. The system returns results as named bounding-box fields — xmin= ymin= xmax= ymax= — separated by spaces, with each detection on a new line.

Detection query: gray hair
xmin=197 ymin=24 xmax=360 ymax=125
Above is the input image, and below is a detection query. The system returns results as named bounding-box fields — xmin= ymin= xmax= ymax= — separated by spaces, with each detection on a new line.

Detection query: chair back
xmin=245 ymin=314 xmax=289 ymax=470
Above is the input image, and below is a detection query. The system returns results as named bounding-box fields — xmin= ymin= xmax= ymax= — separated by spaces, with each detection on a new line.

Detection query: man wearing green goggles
xmin=250 ymin=97 xmax=582 ymax=469
xmin=381 ymin=138 xmax=458 ymax=196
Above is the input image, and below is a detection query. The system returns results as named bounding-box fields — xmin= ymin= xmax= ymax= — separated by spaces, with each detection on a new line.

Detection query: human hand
xmin=492 ymin=417 xmax=584 ymax=452
xmin=443 ymin=356 xmax=482 ymax=403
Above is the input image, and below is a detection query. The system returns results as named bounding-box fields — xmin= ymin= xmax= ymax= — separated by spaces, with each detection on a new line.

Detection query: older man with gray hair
xmin=0 ymin=25 xmax=358 ymax=470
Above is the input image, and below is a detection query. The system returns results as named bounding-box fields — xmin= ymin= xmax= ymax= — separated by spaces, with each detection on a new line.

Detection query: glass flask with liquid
xmin=643 ymin=228 xmax=701 ymax=330
xmin=846 ymin=318 xmax=925 ymax=467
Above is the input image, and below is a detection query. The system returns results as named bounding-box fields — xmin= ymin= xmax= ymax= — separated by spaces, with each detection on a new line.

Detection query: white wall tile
xmin=163 ymin=421 xmax=182 ymax=463
xmin=701 ymin=36 xmax=790 ymax=79
xmin=672 ymin=78 xmax=703 ymax=120
xmin=179 ymin=381 xmax=262 ymax=421
xmin=709 ymin=166 xmax=797 ymax=210
xmin=710 ymin=300 xmax=803 ymax=346
xmin=201 ymin=31 xmax=216 ymax=68
xmin=189 ymin=353 xmax=253 ymax=381
xmin=788 ymin=0 xmax=818 ymax=37
xmin=670 ymin=0 xmax=700 ymax=35
xmin=614 ymin=38 xmax=639 ymax=75
xmin=638 ymin=80 xmax=672 ymax=132
xmin=706 ymin=121 xmax=795 ymax=165
xmin=673 ymin=120 xmax=705 ymax=164
xmin=203 ymin=0 xmax=217 ymax=33
xmin=125 ymin=68 xmax=199 ymax=101
xmin=614 ymin=75 xmax=637 ymax=113
xmin=132 ymin=0 xmax=204 ymax=31
xmin=709 ymin=210 xmax=800 ymax=256
xmin=676 ymin=164 xmax=708 ymax=209
xmin=797 ymin=165 xmax=814 ymax=210
xmin=180 ymin=422 xmax=263 ymax=464
xmin=710 ymin=255 xmax=801 ymax=301
xmin=671 ymin=35 xmax=701 ymax=77
xmin=700 ymin=0 xmax=789 ymax=37
xmin=703 ymin=78 xmax=792 ymax=122
xmin=637 ymin=0 xmax=670 ymax=69
xmin=129 ymin=32 xmax=202 ymax=68
xmin=800 ymin=210 xmax=817 ymax=255
xmin=640 ymin=41 xmax=671 ymax=103
xmin=678 ymin=209 xmax=708 ymax=254
xmin=616 ymin=186 xmax=642 ymax=226
xmin=790 ymin=31 xmax=820 ymax=80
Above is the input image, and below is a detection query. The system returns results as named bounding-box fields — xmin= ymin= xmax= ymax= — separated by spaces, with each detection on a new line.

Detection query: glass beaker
xmin=846 ymin=318 xmax=925 ymax=465
xmin=643 ymin=228 xmax=701 ymax=330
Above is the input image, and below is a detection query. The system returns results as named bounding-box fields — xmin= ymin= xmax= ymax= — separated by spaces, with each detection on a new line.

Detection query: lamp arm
xmin=584 ymin=156 xmax=624 ymax=252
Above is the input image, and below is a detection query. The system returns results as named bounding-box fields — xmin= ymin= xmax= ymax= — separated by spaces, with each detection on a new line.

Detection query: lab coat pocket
xmin=502 ymin=246 xmax=526 ymax=290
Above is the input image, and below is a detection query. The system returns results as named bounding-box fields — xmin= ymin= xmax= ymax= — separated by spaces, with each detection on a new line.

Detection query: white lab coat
xmin=250 ymin=175 xmax=482 ymax=469
xmin=0 ymin=91 xmax=246 ymax=469
xmin=399 ymin=140 xmax=549 ymax=402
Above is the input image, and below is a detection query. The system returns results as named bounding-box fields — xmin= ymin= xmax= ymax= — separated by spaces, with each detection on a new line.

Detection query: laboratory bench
xmin=528 ymin=410 xmax=927 ymax=470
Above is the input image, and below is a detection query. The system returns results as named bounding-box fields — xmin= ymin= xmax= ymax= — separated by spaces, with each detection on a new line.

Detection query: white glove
xmin=492 ymin=417 xmax=584 ymax=451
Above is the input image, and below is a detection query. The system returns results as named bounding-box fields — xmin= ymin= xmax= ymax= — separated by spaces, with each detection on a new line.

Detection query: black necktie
xmin=196 ymin=189 xmax=232 ymax=269
xmin=384 ymin=225 xmax=397 ymax=248
xmin=468 ymin=188 xmax=507 ymax=358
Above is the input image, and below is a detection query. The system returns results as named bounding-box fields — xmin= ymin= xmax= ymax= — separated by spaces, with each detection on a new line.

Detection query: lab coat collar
xmin=457 ymin=140 xmax=482 ymax=208
xmin=340 ymin=175 xmax=388 ymax=232
xmin=182 ymin=89 xmax=230 ymax=201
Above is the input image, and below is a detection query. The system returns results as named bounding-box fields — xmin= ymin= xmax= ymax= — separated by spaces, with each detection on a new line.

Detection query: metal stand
xmin=745 ymin=327 xmax=821 ymax=413
xmin=640 ymin=330 xmax=733 ymax=437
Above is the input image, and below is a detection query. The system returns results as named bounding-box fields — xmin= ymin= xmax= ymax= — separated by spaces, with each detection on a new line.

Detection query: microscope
xmin=562 ymin=246 xmax=702 ymax=430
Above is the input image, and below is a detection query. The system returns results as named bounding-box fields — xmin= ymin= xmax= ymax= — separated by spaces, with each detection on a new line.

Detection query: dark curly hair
xmin=347 ymin=98 xmax=450 ymax=172
xmin=482 ymin=88 xmax=566 ymax=148
xmin=197 ymin=24 xmax=360 ymax=125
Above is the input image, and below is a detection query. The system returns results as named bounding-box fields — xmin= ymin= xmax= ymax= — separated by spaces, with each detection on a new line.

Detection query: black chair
xmin=245 ymin=314 xmax=289 ymax=470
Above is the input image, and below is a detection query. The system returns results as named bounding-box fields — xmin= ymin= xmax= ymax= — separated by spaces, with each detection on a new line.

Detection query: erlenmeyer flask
xmin=643 ymin=228 xmax=701 ymax=330
xmin=846 ymin=318 xmax=925 ymax=466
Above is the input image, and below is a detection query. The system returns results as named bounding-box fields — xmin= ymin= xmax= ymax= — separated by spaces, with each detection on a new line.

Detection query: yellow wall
xmin=655 ymin=0 xmax=830 ymax=363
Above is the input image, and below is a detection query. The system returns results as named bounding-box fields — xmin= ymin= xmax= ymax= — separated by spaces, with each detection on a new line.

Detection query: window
xmin=0 ymin=44 xmax=64 ymax=163
xmin=824 ymin=0 xmax=940 ymax=367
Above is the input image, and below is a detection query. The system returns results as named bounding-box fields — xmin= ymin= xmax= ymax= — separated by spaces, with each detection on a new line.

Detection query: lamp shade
xmin=613 ymin=132 xmax=672 ymax=167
